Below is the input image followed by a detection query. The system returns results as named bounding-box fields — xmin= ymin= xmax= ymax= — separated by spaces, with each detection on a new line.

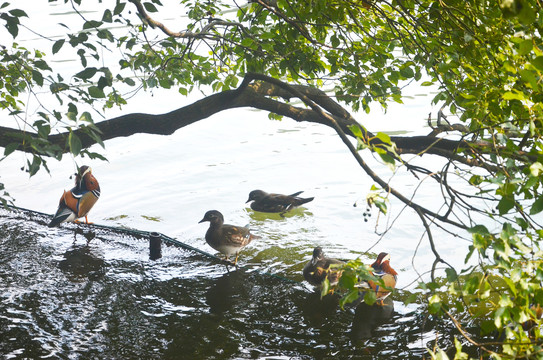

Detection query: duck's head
xmin=198 ymin=210 xmax=224 ymax=225
xmin=246 ymin=190 xmax=266 ymax=203
xmin=373 ymin=252 xmax=390 ymax=266
xmin=311 ymin=246 xmax=325 ymax=265
xmin=371 ymin=252 xmax=398 ymax=276
xmin=75 ymin=165 xmax=92 ymax=187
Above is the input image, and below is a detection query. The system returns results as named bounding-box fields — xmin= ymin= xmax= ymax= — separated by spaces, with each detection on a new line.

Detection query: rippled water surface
xmin=0 ymin=210 xmax=437 ymax=359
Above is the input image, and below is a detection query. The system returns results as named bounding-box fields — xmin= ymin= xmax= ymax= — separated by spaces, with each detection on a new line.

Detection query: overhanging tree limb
xmin=1 ymin=75 xmax=488 ymax=169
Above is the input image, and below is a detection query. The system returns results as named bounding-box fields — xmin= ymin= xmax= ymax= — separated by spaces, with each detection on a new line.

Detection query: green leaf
xmin=428 ymin=294 xmax=442 ymax=314
xmin=320 ymin=277 xmax=330 ymax=298
xmin=83 ymin=20 xmax=102 ymax=29
xmin=76 ymin=48 xmax=87 ymax=67
xmin=532 ymin=56 xmax=543 ymax=72
xmin=4 ymin=143 xmax=19 ymax=156
xmin=469 ymin=175 xmax=483 ymax=186
xmin=143 ymin=2 xmax=158 ymax=12
xmin=2 ymin=14 xmax=19 ymax=38
xmin=530 ymin=196 xmax=543 ymax=215
xmin=434 ymin=349 xmax=450 ymax=360
xmin=520 ymin=69 xmax=538 ymax=89
xmin=68 ymin=132 xmax=82 ymax=156
xmin=113 ymin=2 xmax=126 ymax=15
xmin=33 ymin=60 xmax=51 ymax=71
xmin=50 ymin=82 xmax=69 ymax=93
xmin=518 ymin=39 xmax=533 ymax=55
xmin=8 ymin=9 xmax=28 ymax=17
xmin=102 ymin=9 xmax=113 ymax=23
xmin=515 ymin=217 xmax=528 ymax=230
xmin=52 ymin=39 xmax=65 ymax=54
xmin=518 ymin=2 xmax=536 ymax=24
xmin=399 ymin=66 xmax=414 ymax=78
xmin=497 ymin=196 xmax=515 ymax=215
xmin=363 ymin=289 xmax=377 ymax=305
xmin=404 ymin=293 xmax=418 ymax=305
xmin=376 ymin=131 xmax=392 ymax=145
xmin=27 ymin=156 xmax=41 ymax=176
xmin=339 ymin=289 xmax=360 ymax=309
xmin=468 ymin=224 xmax=490 ymax=235
xmin=374 ymin=199 xmax=388 ymax=214
xmin=79 ymin=111 xmax=92 ymax=122
xmin=378 ymin=151 xmax=395 ymax=167
xmin=75 ymin=67 xmax=97 ymax=80
xmin=330 ymin=34 xmax=340 ymax=48
xmin=88 ymin=86 xmax=105 ymax=98
xmin=480 ymin=320 xmax=497 ymax=335
xmin=32 ymin=70 xmax=43 ymax=86
xmin=453 ymin=337 xmax=468 ymax=360
xmin=348 ymin=124 xmax=366 ymax=139
xmin=445 ymin=268 xmax=458 ymax=282
xmin=502 ymin=90 xmax=525 ymax=101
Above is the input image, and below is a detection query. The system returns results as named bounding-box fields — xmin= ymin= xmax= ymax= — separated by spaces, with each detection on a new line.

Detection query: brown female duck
xmin=246 ymin=189 xmax=314 ymax=215
xmin=303 ymin=247 xmax=344 ymax=287
xmin=198 ymin=210 xmax=258 ymax=265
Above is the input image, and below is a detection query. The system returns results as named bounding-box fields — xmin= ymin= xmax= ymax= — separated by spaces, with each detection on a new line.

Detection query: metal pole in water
xmin=149 ymin=232 xmax=162 ymax=260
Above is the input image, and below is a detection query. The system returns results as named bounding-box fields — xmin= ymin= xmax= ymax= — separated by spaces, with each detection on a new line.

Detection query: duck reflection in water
xmin=73 ymin=226 xmax=96 ymax=244
xmin=350 ymin=297 xmax=394 ymax=343
xmin=301 ymin=289 xmax=394 ymax=341
xmin=58 ymin=245 xmax=105 ymax=281
xmin=301 ymin=290 xmax=342 ymax=327
xmin=205 ymin=271 xmax=243 ymax=315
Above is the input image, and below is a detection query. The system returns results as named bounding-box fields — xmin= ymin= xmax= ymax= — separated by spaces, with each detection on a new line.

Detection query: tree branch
xmin=128 ymin=0 xmax=244 ymax=39
xmin=0 ymin=75 xmax=506 ymax=172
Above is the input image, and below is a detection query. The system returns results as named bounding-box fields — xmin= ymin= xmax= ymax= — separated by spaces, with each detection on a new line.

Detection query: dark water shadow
xmin=58 ymin=244 xmax=106 ymax=281
xmin=0 ymin=209 xmax=472 ymax=359
xmin=350 ymin=297 xmax=395 ymax=344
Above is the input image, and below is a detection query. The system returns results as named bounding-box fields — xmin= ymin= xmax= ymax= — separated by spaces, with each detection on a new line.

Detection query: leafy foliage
xmin=1 ymin=0 xmax=543 ymax=357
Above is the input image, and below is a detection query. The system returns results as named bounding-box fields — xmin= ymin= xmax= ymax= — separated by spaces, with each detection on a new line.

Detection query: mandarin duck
xmin=303 ymin=247 xmax=344 ymax=287
xmin=198 ymin=210 xmax=258 ymax=265
xmin=246 ymin=189 xmax=314 ymax=216
xmin=357 ymin=252 xmax=398 ymax=304
xmin=48 ymin=166 xmax=101 ymax=227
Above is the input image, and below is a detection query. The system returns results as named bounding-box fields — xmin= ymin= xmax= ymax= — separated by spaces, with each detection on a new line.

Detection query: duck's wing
xmin=222 ymin=224 xmax=254 ymax=247
xmin=288 ymin=191 xmax=304 ymax=197
xmin=76 ymin=189 xmax=100 ymax=217
xmin=357 ymin=271 xmax=397 ymax=300
xmin=48 ymin=191 xmax=78 ymax=227
xmin=251 ymin=194 xmax=290 ymax=212
xmin=303 ymin=258 xmax=344 ymax=287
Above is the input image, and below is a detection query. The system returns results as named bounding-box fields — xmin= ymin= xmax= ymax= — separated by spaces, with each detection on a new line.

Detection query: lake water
xmin=0 ymin=2 xmax=477 ymax=358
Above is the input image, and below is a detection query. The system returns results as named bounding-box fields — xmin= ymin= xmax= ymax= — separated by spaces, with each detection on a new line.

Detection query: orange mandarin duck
xmin=48 ymin=166 xmax=101 ymax=227
xmin=303 ymin=247 xmax=344 ymax=287
xmin=358 ymin=252 xmax=398 ymax=304
xmin=198 ymin=210 xmax=259 ymax=265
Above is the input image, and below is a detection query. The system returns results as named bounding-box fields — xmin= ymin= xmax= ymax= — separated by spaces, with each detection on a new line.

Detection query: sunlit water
xmin=0 ymin=1 xmax=482 ymax=358
xmin=1 ymin=210 xmax=441 ymax=359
